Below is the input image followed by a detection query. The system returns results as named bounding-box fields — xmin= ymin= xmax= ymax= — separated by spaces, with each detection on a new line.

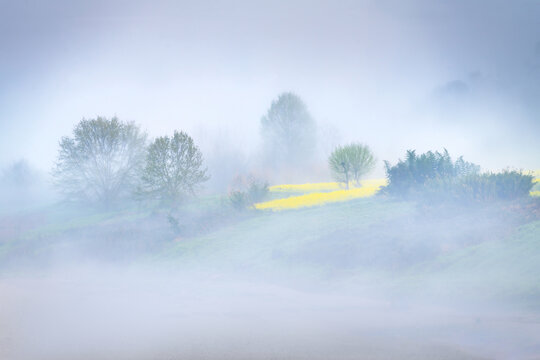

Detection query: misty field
xmin=3 ymin=2 xmax=540 ymax=358
xmin=2 ymin=174 xmax=540 ymax=359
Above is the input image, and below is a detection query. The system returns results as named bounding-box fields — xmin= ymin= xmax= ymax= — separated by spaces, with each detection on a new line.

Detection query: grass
xmin=405 ymin=220 xmax=540 ymax=307
xmin=2 ymin=174 xmax=540 ymax=304
xmin=163 ymin=197 xmax=412 ymax=274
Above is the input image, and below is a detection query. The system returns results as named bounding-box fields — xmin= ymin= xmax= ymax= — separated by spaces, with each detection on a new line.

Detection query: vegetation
xmin=139 ymin=130 xmax=209 ymax=206
xmin=52 ymin=116 xmax=147 ymax=206
xmin=1 ymin=159 xmax=35 ymax=187
xmin=425 ymin=170 xmax=535 ymax=203
xmin=260 ymin=92 xmax=317 ymax=168
xmin=383 ymin=149 xmax=479 ymax=197
xmin=328 ymin=143 xmax=376 ymax=189
xmin=384 ymin=149 xmax=534 ymax=203
xmin=228 ymin=176 xmax=269 ymax=210
xmin=5 ymin=97 xmax=540 ymax=318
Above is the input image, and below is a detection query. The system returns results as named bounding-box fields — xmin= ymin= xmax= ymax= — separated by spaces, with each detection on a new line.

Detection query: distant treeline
xmin=38 ymin=92 xmax=536 ymax=209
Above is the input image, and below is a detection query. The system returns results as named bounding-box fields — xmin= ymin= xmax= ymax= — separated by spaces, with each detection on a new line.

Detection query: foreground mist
xmin=2 ymin=197 xmax=540 ymax=360
xmin=2 ymin=1 xmax=540 ymax=359
xmin=2 ymin=263 xmax=539 ymax=360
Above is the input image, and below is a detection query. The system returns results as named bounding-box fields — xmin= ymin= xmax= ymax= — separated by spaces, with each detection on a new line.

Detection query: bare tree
xmin=52 ymin=116 xmax=147 ymax=206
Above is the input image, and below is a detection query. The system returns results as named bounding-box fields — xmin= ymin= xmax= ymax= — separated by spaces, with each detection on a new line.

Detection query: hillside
xmin=3 ymin=186 xmax=539 ymax=309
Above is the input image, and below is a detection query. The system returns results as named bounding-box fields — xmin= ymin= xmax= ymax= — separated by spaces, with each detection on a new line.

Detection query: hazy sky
xmin=1 ymin=0 xmax=539 ymax=173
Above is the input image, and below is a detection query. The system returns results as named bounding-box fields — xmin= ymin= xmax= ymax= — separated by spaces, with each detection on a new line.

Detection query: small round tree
xmin=329 ymin=143 xmax=375 ymax=189
xmin=139 ymin=130 xmax=209 ymax=205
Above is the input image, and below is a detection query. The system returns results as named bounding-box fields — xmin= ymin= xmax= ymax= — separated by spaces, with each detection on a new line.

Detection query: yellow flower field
xmin=269 ymin=179 xmax=387 ymax=193
xmin=258 ymin=171 xmax=540 ymax=211
xmin=532 ymin=171 xmax=540 ymax=196
xmin=256 ymin=179 xmax=387 ymax=211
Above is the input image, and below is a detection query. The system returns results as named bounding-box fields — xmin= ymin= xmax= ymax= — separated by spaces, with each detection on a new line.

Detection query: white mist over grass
xmin=1 ymin=197 xmax=540 ymax=359
xmin=2 ymin=263 xmax=539 ymax=360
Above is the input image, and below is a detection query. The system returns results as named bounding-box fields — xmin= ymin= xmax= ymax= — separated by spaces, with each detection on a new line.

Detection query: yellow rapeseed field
xmin=269 ymin=179 xmax=387 ymax=193
xmin=258 ymin=171 xmax=540 ymax=210
xmin=269 ymin=182 xmax=342 ymax=193
xmin=256 ymin=179 xmax=387 ymax=211
xmin=532 ymin=171 xmax=540 ymax=196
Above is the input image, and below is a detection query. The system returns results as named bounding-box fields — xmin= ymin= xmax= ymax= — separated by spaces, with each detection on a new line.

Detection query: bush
xmin=383 ymin=149 xmax=479 ymax=197
xmin=385 ymin=149 xmax=534 ymax=203
xmin=228 ymin=175 xmax=269 ymax=210
xmin=449 ymin=171 xmax=534 ymax=202
xmin=229 ymin=190 xmax=250 ymax=211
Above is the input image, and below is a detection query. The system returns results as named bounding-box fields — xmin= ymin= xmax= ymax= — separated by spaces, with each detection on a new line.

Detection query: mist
xmin=1 ymin=1 xmax=540 ymax=359
xmin=2 ymin=0 xmax=540 ymax=172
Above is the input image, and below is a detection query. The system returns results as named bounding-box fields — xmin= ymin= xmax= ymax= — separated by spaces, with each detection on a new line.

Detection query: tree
xmin=1 ymin=160 xmax=50 ymax=211
xmin=2 ymin=159 xmax=35 ymax=188
xmin=139 ymin=130 xmax=209 ymax=205
xmin=329 ymin=143 xmax=375 ymax=189
xmin=260 ymin=92 xmax=316 ymax=167
xmin=52 ymin=116 xmax=147 ymax=206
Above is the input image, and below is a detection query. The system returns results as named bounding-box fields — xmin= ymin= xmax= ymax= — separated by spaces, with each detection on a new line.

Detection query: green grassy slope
xmin=159 ymin=197 xmax=540 ymax=305
xmin=1 ymin=195 xmax=539 ymax=306
xmin=161 ymin=198 xmax=413 ymax=272
xmin=409 ymin=220 xmax=540 ymax=307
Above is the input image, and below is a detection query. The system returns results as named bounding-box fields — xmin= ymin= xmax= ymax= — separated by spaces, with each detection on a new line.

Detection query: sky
xmin=1 ymin=0 xmax=539 ymax=174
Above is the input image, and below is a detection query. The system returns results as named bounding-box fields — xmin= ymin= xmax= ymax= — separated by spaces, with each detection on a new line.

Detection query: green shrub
xmin=384 ymin=149 xmax=479 ymax=197
xmin=247 ymin=179 xmax=270 ymax=203
xmin=228 ymin=176 xmax=269 ymax=210
xmin=454 ymin=171 xmax=534 ymax=202
xmin=229 ymin=191 xmax=250 ymax=211
xmin=412 ymin=170 xmax=534 ymax=203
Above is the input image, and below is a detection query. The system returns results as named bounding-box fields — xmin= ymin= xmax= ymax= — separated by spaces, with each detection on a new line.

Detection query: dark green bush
xmin=384 ymin=150 xmax=533 ymax=203
xmin=229 ymin=191 xmax=250 ymax=211
xmin=246 ymin=179 xmax=270 ymax=203
xmin=228 ymin=176 xmax=269 ymax=210
xmin=384 ymin=149 xmax=479 ymax=196
xmin=450 ymin=171 xmax=534 ymax=202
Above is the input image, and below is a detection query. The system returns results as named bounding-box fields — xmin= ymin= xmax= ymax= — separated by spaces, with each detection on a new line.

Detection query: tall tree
xmin=260 ymin=92 xmax=316 ymax=167
xmin=139 ymin=130 xmax=209 ymax=205
xmin=52 ymin=116 xmax=147 ymax=205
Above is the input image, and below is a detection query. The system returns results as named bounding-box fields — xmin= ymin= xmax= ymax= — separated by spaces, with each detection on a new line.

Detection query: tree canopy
xmin=139 ymin=130 xmax=209 ymax=205
xmin=329 ymin=143 xmax=375 ymax=188
xmin=260 ymin=92 xmax=316 ymax=167
xmin=52 ymin=116 xmax=147 ymax=205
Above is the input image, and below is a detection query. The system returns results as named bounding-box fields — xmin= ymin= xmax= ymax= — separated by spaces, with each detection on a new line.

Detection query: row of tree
xmin=51 ymin=92 xmax=378 ymax=207
xmin=53 ymin=117 xmax=209 ymax=206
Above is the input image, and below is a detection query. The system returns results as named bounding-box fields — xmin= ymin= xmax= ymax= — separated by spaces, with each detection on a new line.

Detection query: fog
xmin=1 ymin=1 xmax=540 ymax=359
xmin=4 ymin=264 xmax=539 ymax=360
xmin=2 ymin=0 xmax=540 ymax=172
